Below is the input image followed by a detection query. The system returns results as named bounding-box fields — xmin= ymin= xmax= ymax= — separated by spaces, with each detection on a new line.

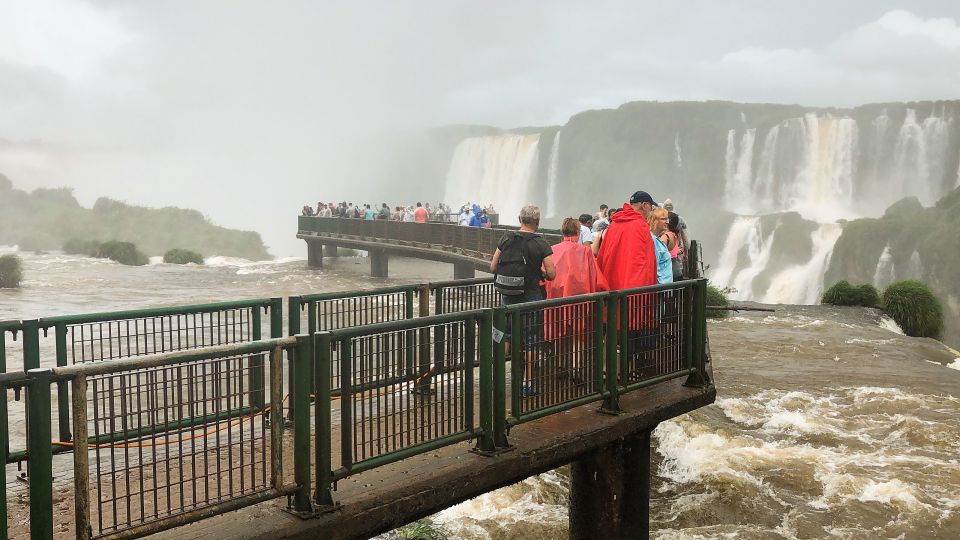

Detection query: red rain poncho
xmin=544 ymin=237 xmax=608 ymax=341
xmin=596 ymin=204 xmax=658 ymax=330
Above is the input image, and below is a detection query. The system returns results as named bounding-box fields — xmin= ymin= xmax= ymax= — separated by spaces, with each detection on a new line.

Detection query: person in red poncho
xmin=596 ymin=190 xmax=660 ymax=378
xmin=544 ymin=218 xmax=609 ymax=383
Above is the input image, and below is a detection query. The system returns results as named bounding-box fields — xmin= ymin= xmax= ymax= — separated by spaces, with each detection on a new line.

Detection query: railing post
xmin=433 ymin=285 xmax=447 ymax=370
xmin=315 ymin=333 xmax=335 ymax=506
xmin=27 ymin=368 xmax=53 ymax=540
xmin=292 ymin=335 xmax=314 ymax=513
xmin=593 ymin=297 xmax=605 ymax=395
xmin=415 ymin=285 xmax=431 ymax=395
xmin=72 ymin=374 xmax=92 ymax=540
xmin=601 ymin=295 xmax=622 ymax=414
xmin=687 ymin=240 xmax=700 ymax=279
xmin=684 ymin=279 xmax=710 ymax=387
xmin=0 ymin=384 xmax=6 ymax=540
xmin=509 ymin=308 xmax=522 ymax=419
xmin=251 ymin=306 xmax=265 ymax=410
xmin=286 ymin=297 xmax=301 ymax=422
xmin=475 ymin=311 xmax=495 ymax=453
xmin=269 ymin=346 xmax=284 ymax=493
xmin=492 ymin=308 xmax=508 ymax=448
xmin=269 ymin=297 xmax=283 ymax=338
xmin=54 ymin=323 xmax=72 ymax=443
xmin=22 ymin=319 xmax=40 ymax=371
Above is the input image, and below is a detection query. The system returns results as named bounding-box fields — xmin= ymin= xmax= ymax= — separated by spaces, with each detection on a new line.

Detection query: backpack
xmin=494 ymin=232 xmax=536 ymax=296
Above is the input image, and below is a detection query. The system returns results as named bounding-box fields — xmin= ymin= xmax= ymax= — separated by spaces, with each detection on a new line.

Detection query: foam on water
xmin=0 ymin=245 xmax=18 ymax=253
xmin=878 ymin=316 xmax=904 ymax=335
xmin=949 ymin=359 xmax=960 ymax=371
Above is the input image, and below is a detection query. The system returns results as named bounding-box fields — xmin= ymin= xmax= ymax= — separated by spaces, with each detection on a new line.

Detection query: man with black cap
xmin=596 ymin=190 xmax=658 ymax=290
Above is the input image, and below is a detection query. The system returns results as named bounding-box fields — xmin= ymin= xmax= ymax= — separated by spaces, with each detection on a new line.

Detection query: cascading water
xmin=729 ymin=221 xmax=779 ymax=300
xmin=762 ymin=223 xmax=843 ymax=305
xmin=708 ymin=216 xmax=759 ymax=291
xmin=545 ymin=131 xmax=561 ymax=218
xmin=443 ymin=134 xmax=541 ymax=222
xmin=723 ymin=128 xmax=756 ymax=214
xmin=873 ymin=245 xmax=895 ymax=289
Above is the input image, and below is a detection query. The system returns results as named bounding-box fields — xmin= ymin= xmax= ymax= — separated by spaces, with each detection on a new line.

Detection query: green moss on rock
xmin=882 ymin=280 xmax=943 ymax=338
xmin=163 ymin=248 xmax=204 ymax=265
xmin=0 ymin=254 xmax=23 ymax=288
xmin=96 ymin=241 xmax=148 ymax=266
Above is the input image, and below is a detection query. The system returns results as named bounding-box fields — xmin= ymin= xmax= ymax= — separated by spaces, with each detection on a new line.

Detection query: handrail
xmin=36 ymin=298 xmax=276 ymax=327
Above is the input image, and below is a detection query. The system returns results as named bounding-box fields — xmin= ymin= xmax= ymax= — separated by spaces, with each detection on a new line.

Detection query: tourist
xmin=591 ymin=208 xmax=619 ymax=257
xmin=578 ymin=214 xmax=594 ymax=246
xmin=318 ymin=203 xmax=333 ymax=218
xmin=301 ymin=204 xmax=314 ymax=216
xmin=403 ymin=206 xmax=415 ymax=222
xmin=490 ymin=204 xmax=556 ymax=397
xmin=414 ymin=202 xmax=429 ymax=223
xmin=648 ymin=208 xmax=673 ymax=284
xmin=592 ymin=204 xmax=610 ymax=232
xmin=662 ymin=198 xmax=689 ymax=264
xmin=378 ymin=203 xmax=390 ymax=220
xmin=468 ymin=209 xmax=482 ymax=227
xmin=458 ymin=206 xmax=472 ymax=226
xmin=479 ymin=210 xmax=492 ymax=228
xmin=666 ymin=212 xmax=683 ymax=281
xmin=546 ymin=217 xmax=608 ymax=299
xmin=364 ymin=204 xmax=375 ymax=220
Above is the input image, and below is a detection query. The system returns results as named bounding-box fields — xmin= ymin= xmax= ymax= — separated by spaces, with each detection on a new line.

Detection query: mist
xmin=2 ymin=0 xmax=959 ymax=256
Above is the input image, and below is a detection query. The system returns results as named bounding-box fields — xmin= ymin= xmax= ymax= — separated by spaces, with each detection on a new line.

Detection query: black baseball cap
xmin=629 ymin=190 xmax=658 ymax=206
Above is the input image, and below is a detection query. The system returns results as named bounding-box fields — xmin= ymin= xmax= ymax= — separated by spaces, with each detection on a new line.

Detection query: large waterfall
xmin=443 ymin=134 xmax=541 ymax=223
xmin=435 ymin=102 xmax=960 ymax=311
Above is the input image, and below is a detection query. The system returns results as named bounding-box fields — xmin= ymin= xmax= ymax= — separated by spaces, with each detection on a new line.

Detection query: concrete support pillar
xmin=324 ymin=244 xmax=339 ymax=258
xmin=569 ymin=429 xmax=653 ymax=540
xmin=453 ymin=262 xmax=475 ymax=280
xmin=370 ymin=250 xmax=389 ymax=278
xmin=307 ymin=241 xmax=323 ymax=268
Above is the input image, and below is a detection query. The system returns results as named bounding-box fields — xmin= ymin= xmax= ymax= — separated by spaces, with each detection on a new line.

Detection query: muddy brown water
xmin=2 ymin=251 xmax=958 ymax=539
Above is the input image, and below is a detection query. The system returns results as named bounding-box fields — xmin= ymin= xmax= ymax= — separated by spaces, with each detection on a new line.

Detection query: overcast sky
xmin=2 ymin=0 xmax=960 ymax=255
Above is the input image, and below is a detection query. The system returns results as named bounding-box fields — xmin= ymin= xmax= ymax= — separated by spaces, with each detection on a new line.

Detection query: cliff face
xmin=0 ymin=175 xmax=271 ymax=260
xmin=826 ymin=188 xmax=960 ymax=347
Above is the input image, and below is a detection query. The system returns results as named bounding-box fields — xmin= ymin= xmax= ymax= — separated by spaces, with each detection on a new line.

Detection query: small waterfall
xmin=723 ymin=129 xmax=756 ymax=214
xmin=905 ymin=250 xmax=924 ymax=280
xmin=921 ymin=115 xmax=950 ymax=204
xmin=762 ymin=224 xmax=843 ymax=305
xmin=674 ymin=134 xmax=683 ymax=168
xmin=443 ymin=134 xmax=541 ymax=223
xmin=545 ymin=131 xmax=561 ymax=218
xmin=708 ymin=216 xmax=760 ymax=290
xmin=729 ymin=221 xmax=779 ymax=300
xmin=873 ymin=245 xmax=895 ymax=289
xmin=753 ymin=125 xmax=781 ymax=210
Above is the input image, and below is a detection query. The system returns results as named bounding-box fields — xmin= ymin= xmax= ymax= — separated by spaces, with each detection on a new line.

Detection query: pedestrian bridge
xmin=1 ymin=242 xmax=714 ymax=539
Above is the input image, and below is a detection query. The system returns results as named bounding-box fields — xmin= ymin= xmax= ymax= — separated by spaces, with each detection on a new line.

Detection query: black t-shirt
xmin=497 ymin=231 xmax=553 ymax=297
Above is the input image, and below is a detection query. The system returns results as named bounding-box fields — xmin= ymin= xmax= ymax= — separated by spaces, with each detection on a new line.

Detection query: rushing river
xmin=2 ymin=249 xmax=958 ymax=539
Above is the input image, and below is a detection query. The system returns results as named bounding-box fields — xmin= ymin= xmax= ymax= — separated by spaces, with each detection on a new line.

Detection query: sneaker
xmin=520 ymin=383 xmax=538 ymax=397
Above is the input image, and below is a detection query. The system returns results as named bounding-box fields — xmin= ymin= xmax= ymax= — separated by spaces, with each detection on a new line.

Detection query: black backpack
xmin=494 ymin=232 xmax=536 ymax=296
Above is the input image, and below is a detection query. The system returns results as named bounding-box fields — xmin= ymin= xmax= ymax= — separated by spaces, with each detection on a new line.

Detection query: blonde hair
xmin=647 ymin=207 xmax=668 ymax=231
xmin=561 ymin=217 xmax=579 ymax=237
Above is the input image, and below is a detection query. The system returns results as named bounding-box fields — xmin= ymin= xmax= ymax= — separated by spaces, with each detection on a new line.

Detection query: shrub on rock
xmin=163 ymin=248 xmax=204 ymax=265
xmin=705 ymin=284 xmax=729 ymax=319
xmin=822 ymin=281 xmax=879 ymax=307
xmin=96 ymin=241 xmax=148 ymax=266
xmin=0 ymin=254 xmax=23 ymax=288
xmin=881 ymin=280 xmax=943 ymax=338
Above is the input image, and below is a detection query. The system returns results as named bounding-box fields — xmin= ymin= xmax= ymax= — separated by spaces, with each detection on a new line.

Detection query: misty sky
xmin=2 ymin=0 xmax=960 ymax=256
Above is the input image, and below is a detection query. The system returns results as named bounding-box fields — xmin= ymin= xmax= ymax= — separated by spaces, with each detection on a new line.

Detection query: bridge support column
xmin=569 ymin=429 xmax=653 ymax=540
xmin=307 ymin=241 xmax=323 ymax=268
xmin=370 ymin=250 xmax=389 ymax=278
xmin=453 ymin=262 xmax=474 ymax=280
xmin=324 ymin=244 xmax=339 ymax=258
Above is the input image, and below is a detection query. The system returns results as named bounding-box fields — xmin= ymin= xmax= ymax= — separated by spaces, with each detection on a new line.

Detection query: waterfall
xmin=873 ymin=245 xmax=895 ymax=289
xmin=729 ymin=221 xmax=779 ymax=300
xmin=674 ymin=134 xmax=683 ymax=168
xmin=761 ymin=224 xmax=843 ymax=305
xmin=753 ymin=125 xmax=781 ymax=210
xmin=921 ymin=115 xmax=951 ymax=204
xmin=723 ymin=129 xmax=756 ymax=214
xmin=545 ymin=131 xmax=561 ymax=218
xmin=905 ymin=250 xmax=924 ymax=280
xmin=708 ymin=216 xmax=759 ymax=290
xmin=443 ymin=134 xmax=541 ymax=224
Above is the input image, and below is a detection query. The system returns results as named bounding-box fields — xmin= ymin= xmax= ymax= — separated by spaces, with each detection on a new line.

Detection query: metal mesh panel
xmin=338 ymin=319 xmax=475 ymax=468
xmin=67 ymin=309 xmax=256 ymax=364
xmin=510 ymin=300 xmax=602 ymax=416
xmin=620 ymin=287 xmax=688 ymax=386
xmin=86 ymin=354 xmax=269 ymax=537
xmin=436 ymin=283 xmax=498 ymax=315
xmin=313 ymin=292 xmax=408 ymax=332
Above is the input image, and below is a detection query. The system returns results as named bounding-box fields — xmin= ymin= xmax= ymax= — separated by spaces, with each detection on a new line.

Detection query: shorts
xmin=501 ymin=290 xmax=545 ymax=348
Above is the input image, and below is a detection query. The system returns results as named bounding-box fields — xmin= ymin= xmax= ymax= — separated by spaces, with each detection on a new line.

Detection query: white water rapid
xmin=443 ymin=134 xmax=541 ymax=223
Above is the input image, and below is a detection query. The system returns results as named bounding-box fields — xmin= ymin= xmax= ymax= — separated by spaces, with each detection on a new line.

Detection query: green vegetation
xmin=0 ymin=174 xmax=269 ymax=260
xmin=821 ymin=280 xmax=879 ymax=307
xmin=0 ymin=254 xmax=23 ymax=288
xmin=393 ymin=520 xmax=447 ymax=540
xmin=96 ymin=241 xmax=149 ymax=266
xmin=163 ymin=248 xmax=204 ymax=265
xmin=881 ymin=280 xmax=943 ymax=338
xmin=705 ymin=284 xmax=730 ymax=318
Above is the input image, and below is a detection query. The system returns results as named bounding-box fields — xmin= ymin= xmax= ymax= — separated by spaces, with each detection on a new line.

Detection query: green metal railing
xmin=3 ymin=277 xmax=709 ymax=539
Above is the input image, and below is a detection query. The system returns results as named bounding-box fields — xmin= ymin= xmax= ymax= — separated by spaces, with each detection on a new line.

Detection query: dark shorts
xmin=501 ymin=290 xmax=545 ymax=348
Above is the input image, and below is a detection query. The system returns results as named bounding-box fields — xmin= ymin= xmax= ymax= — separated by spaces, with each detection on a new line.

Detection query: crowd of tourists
xmin=490 ymin=190 xmax=690 ymax=396
xmin=300 ymin=201 xmax=497 ymax=226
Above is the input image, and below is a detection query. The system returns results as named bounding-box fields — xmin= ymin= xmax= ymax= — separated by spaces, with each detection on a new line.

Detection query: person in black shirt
xmin=490 ymin=204 xmax=556 ymax=396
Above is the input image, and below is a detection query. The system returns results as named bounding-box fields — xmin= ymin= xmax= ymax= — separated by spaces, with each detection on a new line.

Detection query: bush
xmin=95 ymin=241 xmax=148 ymax=266
xmin=705 ymin=284 xmax=729 ymax=318
xmin=63 ymin=238 xmax=102 ymax=256
xmin=822 ymin=280 xmax=879 ymax=307
xmin=881 ymin=280 xmax=943 ymax=338
xmin=163 ymin=248 xmax=204 ymax=265
xmin=0 ymin=254 xmax=23 ymax=288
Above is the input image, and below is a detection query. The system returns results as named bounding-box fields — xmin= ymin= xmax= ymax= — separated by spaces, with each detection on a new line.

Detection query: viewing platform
xmin=2 ymin=241 xmax=714 ymax=539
